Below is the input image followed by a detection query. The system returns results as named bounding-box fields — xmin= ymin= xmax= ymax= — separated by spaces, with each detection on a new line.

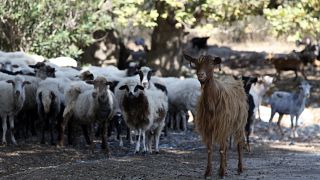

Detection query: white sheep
xmin=268 ymin=81 xmax=311 ymax=144
xmin=166 ymin=78 xmax=200 ymax=131
xmin=36 ymin=78 xmax=66 ymax=145
xmin=47 ymin=56 xmax=78 ymax=67
xmin=116 ymin=78 xmax=168 ymax=153
xmin=0 ymin=76 xmax=30 ymax=145
xmin=62 ymin=76 xmax=115 ymax=154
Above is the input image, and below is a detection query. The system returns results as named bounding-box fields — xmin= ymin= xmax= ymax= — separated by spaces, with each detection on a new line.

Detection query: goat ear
xmin=119 ymin=85 xmax=128 ymax=91
xmin=6 ymin=80 xmax=14 ymax=85
xmin=183 ymin=53 xmax=196 ymax=63
xmin=105 ymin=81 xmax=113 ymax=86
xmin=212 ymin=57 xmax=222 ymax=71
xmin=86 ymin=80 xmax=95 ymax=85
xmin=136 ymin=85 xmax=144 ymax=91
xmin=23 ymin=81 xmax=31 ymax=86
xmin=213 ymin=57 xmax=222 ymax=65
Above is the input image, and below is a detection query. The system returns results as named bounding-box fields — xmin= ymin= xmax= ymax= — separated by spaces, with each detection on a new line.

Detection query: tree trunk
xmin=147 ymin=1 xmax=185 ymax=77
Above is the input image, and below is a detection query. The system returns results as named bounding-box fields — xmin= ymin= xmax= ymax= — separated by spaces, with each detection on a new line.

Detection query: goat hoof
xmin=237 ymin=167 xmax=243 ymax=174
xmin=204 ymin=169 xmax=212 ymax=179
xmin=0 ymin=142 xmax=7 ymax=146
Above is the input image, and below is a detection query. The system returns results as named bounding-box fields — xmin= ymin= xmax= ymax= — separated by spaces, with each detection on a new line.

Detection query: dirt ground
xmin=1 ymin=43 xmax=320 ymax=179
xmin=1 ymin=126 xmax=320 ymax=180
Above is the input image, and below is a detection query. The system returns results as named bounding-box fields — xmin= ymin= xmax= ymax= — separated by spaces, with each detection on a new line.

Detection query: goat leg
xmin=204 ymin=134 xmax=213 ymax=178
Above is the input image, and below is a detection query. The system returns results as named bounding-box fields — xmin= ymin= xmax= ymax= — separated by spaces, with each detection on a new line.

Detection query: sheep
xmin=116 ymin=78 xmax=168 ymax=153
xmin=265 ymin=52 xmax=306 ymax=80
xmin=47 ymin=56 xmax=78 ymax=67
xmin=249 ymin=75 xmax=274 ymax=121
xmin=184 ymin=53 xmax=248 ymax=178
xmin=36 ymin=78 xmax=66 ymax=145
xmin=0 ymin=76 xmax=30 ymax=145
xmin=268 ymin=81 xmax=311 ymax=145
xmin=62 ymin=77 xmax=115 ymax=155
xmin=164 ymin=78 xmax=201 ymax=132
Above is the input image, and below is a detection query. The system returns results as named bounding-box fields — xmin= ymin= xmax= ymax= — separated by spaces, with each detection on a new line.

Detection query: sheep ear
xmin=6 ymin=80 xmax=14 ymax=85
xmin=86 ymin=80 xmax=95 ymax=85
xmin=87 ymin=74 xmax=94 ymax=80
xmin=183 ymin=53 xmax=196 ymax=63
xmin=12 ymin=64 xmax=19 ymax=68
xmin=136 ymin=85 xmax=144 ymax=91
xmin=119 ymin=85 xmax=128 ymax=91
xmin=252 ymin=77 xmax=258 ymax=84
xmin=151 ymin=69 xmax=156 ymax=74
xmin=23 ymin=81 xmax=31 ymax=86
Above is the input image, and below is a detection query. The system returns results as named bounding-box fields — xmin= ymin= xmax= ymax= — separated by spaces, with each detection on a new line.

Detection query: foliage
xmin=264 ymin=0 xmax=320 ymax=40
xmin=1 ymin=0 xmax=320 ymax=59
xmin=0 ymin=0 xmax=112 ymax=58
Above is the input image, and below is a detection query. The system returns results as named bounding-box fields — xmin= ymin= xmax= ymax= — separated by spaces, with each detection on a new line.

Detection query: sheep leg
xmin=204 ymin=135 xmax=212 ymax=178
xmin=219 ymin=143 xmax=227 ymax=177
xmin=277 ymin=114 xmax=284 ymax=137
xmin=142 ymin=130 xmax=146 ymax=153
xmin=147 ymin=132 xmax=153 ymax=153
xmin=154 ymin=125 xmax=163 ymax=154
xmin=134 ymin=129 xmax=141 ymax=154
xmin=268 ymin=110 xmax=276 ymax=135
xmin=49 ymin=118 xmax=55 ymax=145
xmin=175 ymin=112 xmax=180 ymax=130
xmin=67 ymin=120 xmax=74 ymax=145
xmin=101 ymin=122 xmax=110 ymax=157
xmin=236 ymin=131 xmax=244 ymax=174
xmin=81 ymin=125 xmax=91 ymax=145
xmin=41 ymin=121 xmax=46 ymax=144
xmin=8 ymin=116 xmax=17 ymax=145
xmin=1 ymin=115 xmax=7 ymax=145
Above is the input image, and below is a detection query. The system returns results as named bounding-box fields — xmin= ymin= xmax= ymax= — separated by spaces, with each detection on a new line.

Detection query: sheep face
xmin=86 ymin=76 xmax=112 ymax=101
xmin=138 ymin=66 xmax=155 ymax=88
xmin=6 ymin=76 xmax=30 ymax=98
xmin=119 ymin=80 xmax=144 ymax=98
xmin=183 ymin=53 xmax=221 ymax=84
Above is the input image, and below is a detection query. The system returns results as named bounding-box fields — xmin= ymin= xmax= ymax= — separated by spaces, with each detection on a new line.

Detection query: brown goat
xmin=266 ymin=53 xmax=306 ymax=80
xmin=184 ymin=53 xmax=248 ymax=178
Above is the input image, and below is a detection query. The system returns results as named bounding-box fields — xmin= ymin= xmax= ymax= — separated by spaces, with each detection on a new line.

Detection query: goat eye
xmin=189 ymin=62 xmax=196 ymax=69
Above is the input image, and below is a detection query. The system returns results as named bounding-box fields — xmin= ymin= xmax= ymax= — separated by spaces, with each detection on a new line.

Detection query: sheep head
xmin=86 ymin=76 xmax=112 ymax=100
xmin=119 ymin=80 xmax=144 ymax=98
xmin=183 ymin=53 xmax=221 ymax=84
xmin=6 ymin=76 xmax=30 ymax=98
xmin=137 ymin=66 xmax=156 ymax=88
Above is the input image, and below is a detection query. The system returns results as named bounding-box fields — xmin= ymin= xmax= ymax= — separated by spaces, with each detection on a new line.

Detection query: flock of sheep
xmin=0 ymin=40 xmax=316 ymax=178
